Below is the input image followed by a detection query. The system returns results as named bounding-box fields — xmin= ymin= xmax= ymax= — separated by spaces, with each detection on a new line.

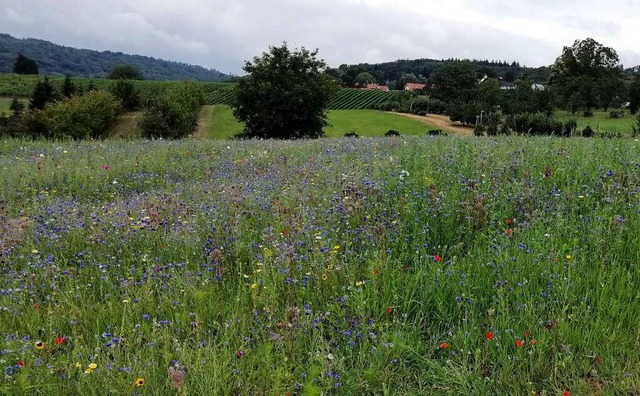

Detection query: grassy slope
xmin=206 ymin=106 xmax=438 ymax=139
xmin=555 ymin=109 xmax=636 ymax=132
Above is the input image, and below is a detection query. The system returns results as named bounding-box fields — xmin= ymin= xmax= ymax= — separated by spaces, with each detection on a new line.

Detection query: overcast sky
xmin=2 ymin=0 xmax=639 ymax=74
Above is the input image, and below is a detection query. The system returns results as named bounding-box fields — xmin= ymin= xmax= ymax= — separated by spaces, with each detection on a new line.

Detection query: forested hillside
xmin=0 ymin=33 xmax=229 ymax=81
xmin=330 ymin=58 xmax=552 ymax=88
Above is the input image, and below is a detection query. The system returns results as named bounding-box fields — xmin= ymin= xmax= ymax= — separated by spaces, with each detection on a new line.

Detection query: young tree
xmin=548 ymin=38 xmax=623 ymax=112
xmin=233 ymin=43 xmax=336 ymax=139
xmin=9 ymin=98 xmax=25 ymax=115
xmin=29 ymin=77 xmax=55 ymax=110
xmin=62 ymin=75 xmax=76 ymax=98
xmin=13 ymin=53 xmax=39 ymax=75
xmin=107 ymin=64 xmax=144 ymax=80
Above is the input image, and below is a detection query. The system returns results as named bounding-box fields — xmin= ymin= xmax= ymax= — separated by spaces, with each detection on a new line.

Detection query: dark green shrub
xmin=581 ymin=126 xmax=594 ymax=138
xmin=447 ymin=101 xmax=482 ymax=125
xmin=385 ymin=130 xmax=400 ymax=136
xmin=344 ymin=132 xmax=359 ymax=138
xmin=506 ymin=112 xmax=563 ymax=135
xmin=562 ymin=120 xmax=577 ymax=137
xmin=110 ymin=80 xmax=141 ymax=111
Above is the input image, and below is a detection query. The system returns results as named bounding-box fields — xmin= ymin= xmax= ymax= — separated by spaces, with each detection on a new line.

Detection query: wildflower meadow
xmin=0 ymin=136 xmax=639 ymax=395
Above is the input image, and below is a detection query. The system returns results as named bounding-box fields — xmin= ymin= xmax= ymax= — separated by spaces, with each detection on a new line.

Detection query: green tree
xmin=233 ymin=43 xmax=336 ymax=139
xmin=139 ymin=81 xmax=204 ymax=139
xmin=13 ymin=53 xmax=39 ymax=75
xmin=477 ymin=78 xmax=502 ymax=110
xmin=427 ymin=61 xmax=479 ymax=103
xmin=62 ymin=75 xmax=76 ymax=98
xmin=548 ymin=38 xmax=623 ymax=112
xmin=29 ymin=77 xmax=55 ymax=110
xmin=107 ymin=64 xmax=144 ymax=80
xmin=628 ymin=75 xmax=640 ymax=115
xmin=355 ymin=72 xmax=376 ymax=86
xmin=9 ymin=98 xmax=25 ymax=115
xmin=110 ymin=80 xmax=141 ymax=111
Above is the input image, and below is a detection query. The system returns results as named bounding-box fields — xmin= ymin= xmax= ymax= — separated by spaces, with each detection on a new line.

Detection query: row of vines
xmin=0 ymin=74 xmax=397 ymax=110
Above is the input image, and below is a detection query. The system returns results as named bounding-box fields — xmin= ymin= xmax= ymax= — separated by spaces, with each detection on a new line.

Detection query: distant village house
xmin=365 ymin=83 xmax=390 ymax=92
xmin=404 ymin=83 xmax=426 ymax=91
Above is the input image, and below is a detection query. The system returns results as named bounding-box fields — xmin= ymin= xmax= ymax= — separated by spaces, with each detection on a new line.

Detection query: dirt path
xmin=193 ymin=105 xmax=215 ymax=138
xmin=390 ymin=112 xmax=474 ymax=136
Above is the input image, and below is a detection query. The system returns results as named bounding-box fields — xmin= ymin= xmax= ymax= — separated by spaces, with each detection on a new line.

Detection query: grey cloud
xmin=0 ymin=0 xmax=638 ymax=74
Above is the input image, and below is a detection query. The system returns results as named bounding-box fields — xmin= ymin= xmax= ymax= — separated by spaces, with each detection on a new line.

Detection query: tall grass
xmin=0 ymin=136 xmax=638 ymax=395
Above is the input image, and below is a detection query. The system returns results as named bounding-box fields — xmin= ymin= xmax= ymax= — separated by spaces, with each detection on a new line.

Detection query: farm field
xmin=555 ymin=109 xmax=636 ymax=133
xmin=205 ymin=106 xmax=439 ymax=139
xmin=0 ymin=136 xmax=639 ymax=395
xmin=0 ymin=74 xmax=396 ymax=110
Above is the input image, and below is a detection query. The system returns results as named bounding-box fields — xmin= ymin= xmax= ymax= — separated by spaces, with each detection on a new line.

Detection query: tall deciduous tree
xmin=233 ymin=43 xmax=336 ymax=139
xmin=427 ymin=61 xmax=479 ymax=103
xmin=13 ymin=53 xmax=39 ymax=75
xmin=548 ymin=38 xmax=623 ymax=112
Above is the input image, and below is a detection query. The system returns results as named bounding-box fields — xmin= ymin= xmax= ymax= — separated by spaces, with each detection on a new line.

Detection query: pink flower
xmin=103 ymin=164 xmax=109 ymax=171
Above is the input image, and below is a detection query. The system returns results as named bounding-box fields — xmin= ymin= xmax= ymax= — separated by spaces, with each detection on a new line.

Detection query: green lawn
xmin=555 ymin=109 xmax=636 ymax=133
xmin=206 ymin=106 xmax=439 ymax=139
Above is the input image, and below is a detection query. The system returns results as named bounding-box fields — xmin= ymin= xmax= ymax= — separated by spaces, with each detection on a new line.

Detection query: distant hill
xmin=0 ymin=33 xmax=229 ymax=81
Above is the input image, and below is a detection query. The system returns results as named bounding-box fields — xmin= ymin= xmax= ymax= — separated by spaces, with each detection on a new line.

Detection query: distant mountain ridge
xmin=0 ymin=33 xmax=229 ymax=81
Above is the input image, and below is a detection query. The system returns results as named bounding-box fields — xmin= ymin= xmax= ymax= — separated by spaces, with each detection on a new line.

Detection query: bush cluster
xmin=139 ymin=81 xmax=205 ymax=139
xmin=1 ymin=90 xmax=120 ymax=139
xmin=377 ymin=94 xmax=446 ymax=115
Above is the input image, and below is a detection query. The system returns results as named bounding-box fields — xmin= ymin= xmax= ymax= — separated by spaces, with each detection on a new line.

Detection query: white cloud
xmin=0 ymin=0 xmax=638 ymax=74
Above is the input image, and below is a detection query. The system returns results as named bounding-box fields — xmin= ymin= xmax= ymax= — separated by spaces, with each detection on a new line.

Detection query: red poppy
xmin=235 ymin=350 xmax=245 ymax=358
xmin=523 ymin=330 xmax=529 ymax=338
xmin=433 ymin=254 xmax=441 ymax=263
xmin=403 ymin=264 xmax=410 ymax=271
xmin=386 ymin=306 xmax=393 ymax=314
xmin=530 ymin=339 xmax=537 ymax=346
xmin=373 ymin=268 xmax=381 ymax=277
xmin=515 ymin=340 xmax=523 ymax=347
xmin=485 ymin=332 xmax=493 ymax=341
xmin=562 ymin=391 xmax=570 ymax=396
xmin=280 ymin=228 xmax=289 ymax=236
xmin=505 ymin=218 xmax=512 ymax=225
xmin=54 ymin=336 xmax=64 ymax=345
xmin=16 ymin=360 xmax=25 ymax=367
xmin=505 ymin=228 xmax=512 ymax=236
xmin=439 ymin=342 xmax=448 ymax=349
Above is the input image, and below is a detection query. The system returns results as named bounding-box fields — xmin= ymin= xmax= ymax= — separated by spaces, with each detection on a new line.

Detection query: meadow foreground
xmin=0 ymin=136 xmax=638 ymax=395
